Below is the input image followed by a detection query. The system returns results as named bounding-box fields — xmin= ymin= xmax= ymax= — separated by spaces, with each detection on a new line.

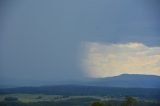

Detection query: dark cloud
xmin=0 ymin=0 xmax=159 ymax=87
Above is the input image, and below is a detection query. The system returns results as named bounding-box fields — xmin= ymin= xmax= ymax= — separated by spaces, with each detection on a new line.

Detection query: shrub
xmin=4 ymin=96 xmax=18 ymax=101
xmin=90 ymin=101 xmax=105 ymax=106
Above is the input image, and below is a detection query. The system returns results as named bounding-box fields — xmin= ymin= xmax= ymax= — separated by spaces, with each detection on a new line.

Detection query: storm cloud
xmin=0 ymin=0 xmax=160 ymax=87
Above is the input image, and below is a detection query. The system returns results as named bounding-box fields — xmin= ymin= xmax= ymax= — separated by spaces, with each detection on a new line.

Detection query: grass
xmin=0 ymin=94 xmax=63 ymax=102
xmin=0 ymin=94 xmax=102 ymax=103
xmin=0 ymin=93 xmax=159 ymax=104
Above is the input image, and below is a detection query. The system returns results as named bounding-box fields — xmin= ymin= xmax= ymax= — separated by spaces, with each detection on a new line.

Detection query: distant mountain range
xmin=0 ymin=74 xmax=160 ymax=89
xmin=85 ymin=74 xmax=160 ymax=88
xmin=0 ymin=74 xmax=160 ymax=99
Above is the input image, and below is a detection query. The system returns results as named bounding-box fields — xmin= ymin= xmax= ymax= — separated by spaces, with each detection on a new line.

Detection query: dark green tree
xmin=106 ymin=102 xmax=113 ymax=106
xmin=4 ymin=96 xmax=18 ymax=101
xmin=90 ymin=101 xmax=105 ymax=106
xmin=121 ymin=96 xmax=137 ymax=106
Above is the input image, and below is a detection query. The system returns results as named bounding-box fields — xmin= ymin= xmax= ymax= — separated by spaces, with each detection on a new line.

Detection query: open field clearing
xmin=0 ymin=94 xmax=101 ymax=103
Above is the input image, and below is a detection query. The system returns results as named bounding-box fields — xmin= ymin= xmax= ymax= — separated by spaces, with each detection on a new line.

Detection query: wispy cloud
xmin=82 ymin=42 xmax=160 ymax=77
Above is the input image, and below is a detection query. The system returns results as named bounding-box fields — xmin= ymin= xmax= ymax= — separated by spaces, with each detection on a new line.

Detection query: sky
xmin=0 ymin=0 xmax=160 ymax=87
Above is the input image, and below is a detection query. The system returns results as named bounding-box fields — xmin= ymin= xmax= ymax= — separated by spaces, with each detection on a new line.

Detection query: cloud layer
xmin=82 ymin=42 xmax=160 ymax=77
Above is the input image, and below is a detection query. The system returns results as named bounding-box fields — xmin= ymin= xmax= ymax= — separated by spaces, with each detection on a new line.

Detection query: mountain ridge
xmin=0 ymin=74 xmax=160 ymax=88
xmin=86 ymin=74 xmax=160 ymax=88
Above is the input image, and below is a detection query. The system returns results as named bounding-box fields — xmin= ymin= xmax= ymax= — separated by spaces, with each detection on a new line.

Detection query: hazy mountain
xmin=1 ymin=74 xmax=160 ymax=88
xmin=86 ymin=74 xmax=160 ymax=88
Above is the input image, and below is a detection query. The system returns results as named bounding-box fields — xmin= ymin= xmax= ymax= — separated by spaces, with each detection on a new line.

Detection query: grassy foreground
xmin=0 ymin=93 xmax=160 ymax=106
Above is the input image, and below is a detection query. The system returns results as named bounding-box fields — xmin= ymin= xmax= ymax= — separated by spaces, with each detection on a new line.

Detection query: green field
xmin=0 ymin=93 xmax=105 ymax=103
xmin=0 ymin=93 xmax=160 ymax=106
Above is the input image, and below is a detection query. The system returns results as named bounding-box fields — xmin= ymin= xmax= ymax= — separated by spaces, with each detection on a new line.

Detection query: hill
xmin=86 ymin=74 xmax=160 ymax=88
